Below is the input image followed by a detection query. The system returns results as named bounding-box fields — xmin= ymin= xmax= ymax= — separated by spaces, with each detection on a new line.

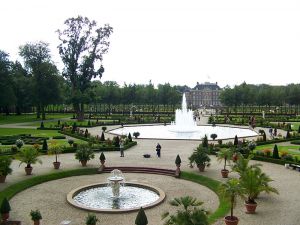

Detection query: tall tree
xmin=0 ymin=50 xmax=16 ymax=114
xmin=19 ymin=42 xmax=61 ymax=119
xmin=57 ymin=16 xmax=113 ymax=120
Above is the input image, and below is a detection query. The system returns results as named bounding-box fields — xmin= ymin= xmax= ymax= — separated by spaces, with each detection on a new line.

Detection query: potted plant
xmin=86 ymin=213 xmax=98 ymax=225
xmin=175 ymin=155 xmax=181 ymax=177
xmin=217 ymin=149 xmax=232 ymax=178
xmin=188 ymin=146 xmax=211 ymax=172
xmin=219 ymin=178 xmax=245 ymax=225
xmin=0 ymin=156 xmax=13 ymax=183
xmin=75 ymin=145 xmax=95 ymax=167
xmin=239 ymin=167 xmax=278 ymax=214
xmin=0 ymin=198 xmax=11 ymax=222
xmin=18 ymin=148 xmax=42 ymax=175
xmin=48 ymin=141 xmax=63 ymax=169
xmin=30 ymin=209 xmax=42 ymax=225
xmin=99 ymin=152 xmax=106 ymax=171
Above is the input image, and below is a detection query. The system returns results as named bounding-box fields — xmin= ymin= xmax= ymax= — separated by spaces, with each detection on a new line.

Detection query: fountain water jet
xmin=107 ymin=169 xmax=125 ymax=198
xmin=169 ymin=93 xmax=198 ymax=133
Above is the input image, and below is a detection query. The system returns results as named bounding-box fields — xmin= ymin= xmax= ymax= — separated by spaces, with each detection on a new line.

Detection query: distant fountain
xmin=169 ymin=93 xmax=198 ymax=133
xmin=107 ymin=169 xmax=125 ymax=198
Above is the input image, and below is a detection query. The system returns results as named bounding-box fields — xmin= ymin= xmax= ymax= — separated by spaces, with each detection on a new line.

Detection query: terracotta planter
xmin=53 ymin=162 xmax=61 ymax=169
xmin=25 ymin=167 xmax=33 ymax=175
xmin=34 ymin=219 xmax=40 ymax=225
xmin=224 ymin=216 xmax=239 ymax=225
xmin=81 ymin=160 xmax=87 ymax=167
xmin=0 ymin=175 xmax=7 ymax=183
xmin=221 ymin=169 xmax=229 ymax=178
xmin=197 ymin=164 xmax=205 ymax=172
xmin=245 ymin=201 xmax=257 ymax=214
xmin=1 ymin=212 xmax=9 ymax=222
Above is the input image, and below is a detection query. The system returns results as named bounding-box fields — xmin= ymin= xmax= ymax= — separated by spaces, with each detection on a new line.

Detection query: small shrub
xmin=102 ymin=126 xmax=107 ymax=132
xmin=87 ymin=120 xmax=91 ymax=126
xmin=282 ymin=154 xmax=294 ymax=161
xmin=15 ymin=139 xmax=24 ymax=149
xmin=210 ymin=133 xmax=217 ymax=140
xmin=0 ymin=198 xmax=11 ymax=214
xmin=52 ymin=135 xmax=66 ymax=139
xmin=175 ymin=155 xmax=181 ymax=165
xmin=68 ymin=139 xmax=74 ymax=146
xmin=135 ymin=207 xmax=148 ymax=225
xmin=86 ymin=213 xmax=98 ymax=225
xmin=133 ymin=132 xmax=140 ymax=139
xmin=11 ymin=146 xmax=18 ymax=154
xmin=286 ymin=130 xmax=291 ymax=139
xmin=202 ymin=135 xmax=208 ymax=148
xmin=234 ymin=135 xmax=238 ymax=146
xmin=99 ymin=152 xmax=106 ymax=161
xmin=263 ymin=149 xmax=271 ymax=157
xmin=100 ymin=132 xmax=105 ymax=141
xmin=217 ymin=139 xmax=222 ymax=145
xmin=30 ymin=210 xmax=42 ymax=221
xmin=40 ymin=121 xmax=44 ymax=128
xmin=128 ymin=133 xmax=133 ymax=141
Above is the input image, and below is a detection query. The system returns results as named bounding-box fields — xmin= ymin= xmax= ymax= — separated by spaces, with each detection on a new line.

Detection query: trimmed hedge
xmin=256 ymin=137 xmax=300 ymax=146
xmin=290 ymin=140 xmax=300 ymax=145
xmin=52 ymin=136 xmax=66 ymax=139
xmin=252 ymin=155 xmax=300 ymax=166
xmin=59 ymin=131 xmax=89 ymax=142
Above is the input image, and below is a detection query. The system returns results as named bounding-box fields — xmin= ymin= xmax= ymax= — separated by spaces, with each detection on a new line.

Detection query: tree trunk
xmin=42 ymin=105 xmax=46 ymax=120
xmin=36 ymin=105 xmax=41 ymax=119
xmin=75 ymin=103 xmax=85 ymax=121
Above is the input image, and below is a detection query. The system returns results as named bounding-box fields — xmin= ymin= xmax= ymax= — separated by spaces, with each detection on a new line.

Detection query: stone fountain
xmin=107 ymin=169 xmax=125 ymax=198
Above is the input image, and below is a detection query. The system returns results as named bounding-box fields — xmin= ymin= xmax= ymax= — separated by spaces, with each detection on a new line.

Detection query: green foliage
xmin=18 ymin=148 xmax=42 ymax=168
xmin=15 ymin=139 xmax=24 ymax=149
xmin=162 ymin=196 xmax=209 ymax=225
xmin=0 ymin=198 xmax=11 ymax=214
xmin=263 ymin=132 xmax=267 ymax=142
xmin=40 ymin=121 xmax=44 ymax=128
xmin=272 ymin=144 xmax=279 ymax=159
xmin=175 ymin=155 xmax=181 ymax=165
xmin=99 ymin=152 xmax=106 ymax=161
xmin=219 ymin=178 xmax=245 ymax=218
xmin=135 ymin=207 xmax=148 ymax=225
xmin=42 ymin=139 xmax=48 ymax=151
xmin=113 ymin=136 xmax=120 ymax=147
xmin=48 ymin=144 xmax=63 ymax=163
xmin=217 ymin=149 xmax=233 ymax=170
xmin=85 ymin=213 xmax=98 ymax=225
xmin=75 ymin=145 xmax=95 ymax=162
xmin=202 ymin=135 xmax=208 ymax=148
xmin=68 ymin=139 xmax=74 ymax=146
xmin=189 ymin=145 xmax=211 ymax=167
xmin=102 ymin=126 xmax=107 ymax=132
xmin=0 ymin=156 xmax=13 ymax=176
xmin=298 ymin=126 xmax=300 ymax=134
xmin=30 ymin=209 xmax=42 ymax=220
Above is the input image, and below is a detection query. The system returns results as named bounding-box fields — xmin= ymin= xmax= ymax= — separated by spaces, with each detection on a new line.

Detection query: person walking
xmin=156 ymin=143 xmax=161 ymax=158
xmin=120 ymin=139 xmax=124 ymax=157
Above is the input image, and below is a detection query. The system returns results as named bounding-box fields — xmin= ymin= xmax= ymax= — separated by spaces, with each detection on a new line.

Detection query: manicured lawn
xmin=255 ymin=144 xmax=300 ymax=156
xmin=0 ymin=114 xmax=72 ymax=125
xmin=0 ymin=128 xmax=61 ymax=137
xmin=291 ymin=122 xmax=300 ymax=131
xmin=27 ymin=119 xmax=116 ymax=127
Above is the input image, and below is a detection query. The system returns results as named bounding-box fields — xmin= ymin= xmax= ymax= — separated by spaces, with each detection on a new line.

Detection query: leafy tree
xmin=0 ymin=50 xmax=16 ymax=115
xmin=57 ymin=16 xmax=113 ymax=121
xmin=162 ymin=196 xmax=209 ymax=225
xmin=272 ymin=144 xmax=279 ymax=159
xmin=19 ymin=42 xmax=61 ymax=119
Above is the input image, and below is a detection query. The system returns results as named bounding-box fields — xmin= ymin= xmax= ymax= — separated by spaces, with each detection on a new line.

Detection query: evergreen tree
xmin=100 ymin=132 xmax=105 ymax=141
xmin=0 ymin=198 xmax=11 ymax=214
xmin=286 ymin=130 xmax=291 ymax=139
xmin=42 ymin=139 xmax=48 ymax=151
xmin=128 ymin=133 xmax=132 ymax=142
xmin=263 ymin=132 xmax=267 ymax=142
xmin=202 ymin=135 xmax=208 ymax=148
xmin=298 ymin=126 xmax=300 ymax=134
xmin=233 ymin=135 xmax=238 ymax=146
xmin=135 ymin=207 xmax=148 ymax=225
xmin=273 ymin=144 xmax=279 ymax=159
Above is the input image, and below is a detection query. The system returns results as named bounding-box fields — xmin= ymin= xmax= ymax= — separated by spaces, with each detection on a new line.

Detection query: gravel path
xmin=2 ymin=126 xmax=300 ymax=225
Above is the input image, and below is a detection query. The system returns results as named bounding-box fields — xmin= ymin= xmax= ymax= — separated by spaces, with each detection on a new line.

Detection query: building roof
xmin=192 ymin=82 xmax=221 ymax=91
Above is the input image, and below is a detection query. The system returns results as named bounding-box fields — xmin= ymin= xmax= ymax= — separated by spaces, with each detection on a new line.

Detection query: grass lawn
xmin=26 ymin=119 xmax=116 ymax=127
xmin=255 ymin=144 xmax=300 ymax=156
xmin=0 ymin=113 xmax=73 ymax=125
xmin=291 ymin=122 xmax=300 ymax=131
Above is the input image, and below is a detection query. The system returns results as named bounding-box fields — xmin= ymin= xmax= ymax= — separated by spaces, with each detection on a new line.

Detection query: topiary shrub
xmin=42 ymin=139 xmax=48 ymax=151
xmin=234 ymin=135 xmax=238 ymax=146
xmin=128 ymin=133 xmax=133 ymax=141
xmin=263 ymin=132 xmax=267 ymax=142
xmin=286 ymin=130 xmax=291 ymax=139
xmin=99 ymin=152 xmax=106 ymax=161
xmin=133 ymin=132 xmax=140 ymax=139
xmin=202 ymin=135 xmax=208 ymax=148
xmin=113 ymin=136 xmax=120 ymax=147
xmin=210 ymin=133 xmax=217 ymax=140
xmin=135 ymin=207 xmax=148 ymax=225
xmin=272 ymin=144 xmax=280 ymax=159
xmin=102 ymin=126 xmax=107 ymax=132
xmin=87 ymin=120 xmax=91 ymax=126
xmin=100 ymin=132 xmax=105 ymax=141
xmin=0 ymin=198 xmax=11 ymax=214
xmin=40 ymin=121 xmax=44 ymax=129
xmin=175 ymin=155 xmax=181 ymax=165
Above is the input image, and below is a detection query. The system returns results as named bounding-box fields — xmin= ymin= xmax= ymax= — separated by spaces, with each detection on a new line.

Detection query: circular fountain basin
xmin=67 ymin=182 xmax=165 ymax=213
xmin=110 ymin=124 xmax=258 ymax=140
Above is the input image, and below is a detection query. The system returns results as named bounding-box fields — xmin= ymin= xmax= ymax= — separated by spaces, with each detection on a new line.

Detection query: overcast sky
xmin=1 ymin=0 xmax=299 ymax=88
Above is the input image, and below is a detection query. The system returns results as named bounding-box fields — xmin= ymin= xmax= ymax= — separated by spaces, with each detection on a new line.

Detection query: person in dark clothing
xmin=156 ymin=143 xmax=161 ymax=158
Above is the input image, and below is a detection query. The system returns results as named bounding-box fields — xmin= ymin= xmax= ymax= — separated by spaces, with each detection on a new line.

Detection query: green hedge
xmin=252 ymin=155 xmax=300 ymax=166
xmin=290 ymin=140 xmax=300 ymax=145
xmin=52 ymin=135 xmax=66 ymax=139
xmin=256 ymin=137 xmax=300 ymax=146
xmin=59 ymin=131 xmax=90 ymax=142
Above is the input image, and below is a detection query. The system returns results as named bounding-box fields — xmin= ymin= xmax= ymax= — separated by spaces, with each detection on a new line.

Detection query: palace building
xmin=185 ymin=82 xmax=222 ymax=108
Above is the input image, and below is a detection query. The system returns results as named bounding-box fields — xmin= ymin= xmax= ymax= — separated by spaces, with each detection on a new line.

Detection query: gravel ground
xmin=2 ymin=125 xmax=300 ymax=225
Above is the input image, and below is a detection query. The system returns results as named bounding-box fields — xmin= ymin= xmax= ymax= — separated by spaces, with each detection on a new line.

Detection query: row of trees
xmin=220 ymin=82 xmax=300 ymax=106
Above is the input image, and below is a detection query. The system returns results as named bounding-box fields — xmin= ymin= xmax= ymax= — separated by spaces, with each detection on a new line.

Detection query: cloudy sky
xmin=0 ymin=0 xmax=299 ymax=88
